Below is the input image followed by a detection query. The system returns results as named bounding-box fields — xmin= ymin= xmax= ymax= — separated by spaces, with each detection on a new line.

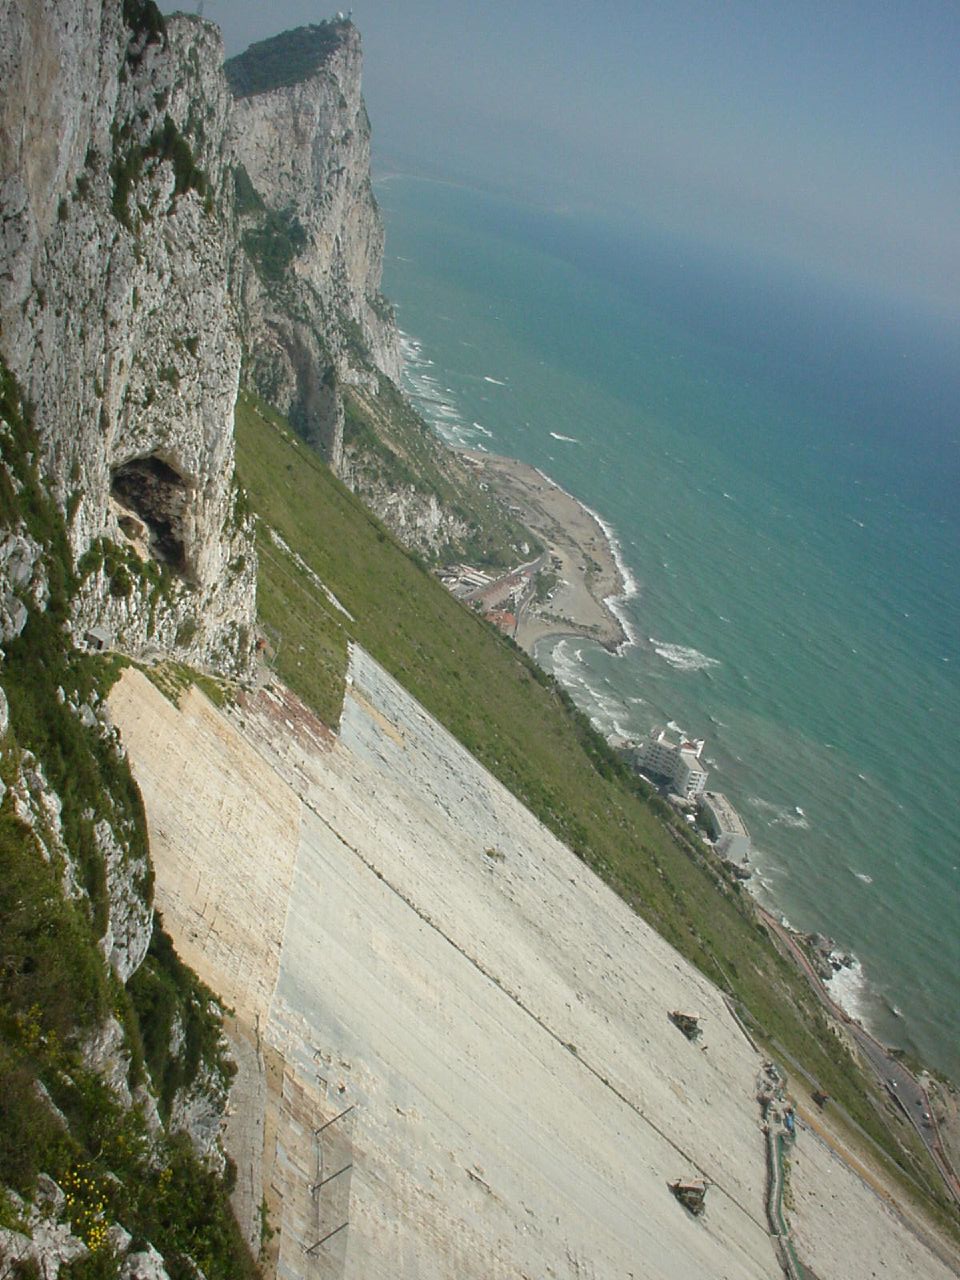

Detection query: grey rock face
xmin=0 ymin=529 xmax=46 ymax=642
xmin=96 ymin=816 xmax=153 ymax=983
xmin=82 ymin=1014 xmax=134 ymax=1107
xmin=0 ymin=2 xmax=255 ymax=675
xmin=169 ymin=1064 xmax=228 ymax=1173
xmin=228 ymin=22 xmax=402 ymax=464
xmin=121 ymin=1245 xmax=173 ymax=1280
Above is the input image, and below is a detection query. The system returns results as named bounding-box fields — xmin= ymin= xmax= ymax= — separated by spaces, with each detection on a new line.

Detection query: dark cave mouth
xmin=111 ymin=455 xmax=189 ymax=574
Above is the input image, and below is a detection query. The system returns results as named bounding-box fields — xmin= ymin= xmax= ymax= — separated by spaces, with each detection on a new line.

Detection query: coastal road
xmin=757 ymin=906 xmax=960 ymax=1205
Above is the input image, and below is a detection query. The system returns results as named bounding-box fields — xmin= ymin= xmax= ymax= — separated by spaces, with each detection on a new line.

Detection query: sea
xmin=376 ymin=172 xmax=960 ymax=1083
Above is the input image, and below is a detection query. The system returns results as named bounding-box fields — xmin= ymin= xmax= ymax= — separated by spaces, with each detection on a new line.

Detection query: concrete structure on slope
xmin=701 ymin=791 xmax=752 ymax=863
xmin=109 ymin=653 xmax=958 ymax=1280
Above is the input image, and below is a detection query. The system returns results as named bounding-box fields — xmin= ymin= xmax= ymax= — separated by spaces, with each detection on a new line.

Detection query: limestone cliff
xmin=0 ymin=364 xmax=253 ymax=1279
xmin=0 ymin=0 xmax=255 ymax=674
xmin=226 ymin=21 xmax=401 ymax=467
xmin=223 ymin=23 xmax=533 ymax=568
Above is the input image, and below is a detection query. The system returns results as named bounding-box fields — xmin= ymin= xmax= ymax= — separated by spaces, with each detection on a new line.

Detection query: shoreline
xmin=461 ymin=449 xmax=943 ymax=1080
xmin=401 ymin=331 xmax=956 ymax=1094
xmin=460 ymin=449 xmax=635 ymax=654
xmin=469 ymin=449 xmax=959 ymax=1187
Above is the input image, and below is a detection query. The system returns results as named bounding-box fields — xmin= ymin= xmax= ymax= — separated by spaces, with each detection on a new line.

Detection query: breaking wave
xmin=398 ymin=330 xmax=495 ymax=448
xmin=650 ymin=639 xmax=721 ymax=672
xmin=747 ymin=796 xmax=811 ymax=830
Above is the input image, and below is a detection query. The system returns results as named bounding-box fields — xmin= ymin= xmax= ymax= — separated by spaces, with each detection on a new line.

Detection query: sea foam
xmin=650 ymin=639 xmax=721 ymax=672
xmin=825 ymin=956 xmax=870 ymax=1027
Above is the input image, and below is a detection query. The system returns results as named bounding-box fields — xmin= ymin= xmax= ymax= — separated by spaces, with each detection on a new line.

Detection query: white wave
xmin=544 ymin=639 xmax=633 ymax=738
xmin=483 ymin=375 xmax=507 ymax=385
xmin=852 ymin=870 xmax=874 ymax=885
xmin=549 ymin=432 xmax=580 ymax=443
xmin=825 ymin=956 xmax=869 ymax=1026
xmin=583 ymin=502 xmax=640 ymax=654
xmin=747 ymin=795 xmax=810 ymax=830
xmin=399 ymin=328 xmax=505 ymax=449
xmin=780 ymin=809 xmax=809 ymax=829
xmin=650 ymin=639 xmax=721 ymax=672
xmin=530 ymin=469 xmax=640 ymax=655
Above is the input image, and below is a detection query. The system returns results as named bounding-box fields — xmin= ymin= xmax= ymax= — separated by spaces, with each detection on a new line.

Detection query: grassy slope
xmin=236 ymin=389 xmax=956 ymax=1231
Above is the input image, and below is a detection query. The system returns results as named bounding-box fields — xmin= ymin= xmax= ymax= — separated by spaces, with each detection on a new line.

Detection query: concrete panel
xmin=109 ymin=670 xmax=302 ymax=1026
xmin=112 ymin=654 xmax=956 ymax=1280
xmin=789 ymin=1127 xmax=957 ymax=1280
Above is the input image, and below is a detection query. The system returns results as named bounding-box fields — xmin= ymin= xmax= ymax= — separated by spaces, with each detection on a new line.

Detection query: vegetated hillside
xmin=235 ymin=390 xmax=958 ymax=1234
xmin=0 ymin=368 xmax=257 ymax=1278
xmin=341 ymin=379 xmax=538 ymax=567
xmin=225 ymin=21 xmax=349 ymax=98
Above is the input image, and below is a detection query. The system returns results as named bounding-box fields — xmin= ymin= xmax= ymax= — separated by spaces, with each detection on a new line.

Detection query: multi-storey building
xmin=636 ymin=727 xmax=708 ymax=799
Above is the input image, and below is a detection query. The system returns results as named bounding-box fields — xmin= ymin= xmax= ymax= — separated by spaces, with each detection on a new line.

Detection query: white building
xmin=636 ymin=727 xmax=708 ymax=799
xmin=700 ymin=791 xmax=751 ymax=862
xmin=674 ymin=746 xmax=709 ymax=800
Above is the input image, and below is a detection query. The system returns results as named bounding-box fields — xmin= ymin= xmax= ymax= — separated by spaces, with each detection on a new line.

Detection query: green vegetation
xmin=137 ymin=659 xmax=232 ymax=712
xmin=342 ymin=380 xmax=537 ymax=568
xmin=0 ymin=366 xmax=258 ymax=1275
xmin=533 ymin=566 xmax=559 ymax=602
xmin=121 ymin=0 xmax=166 ymax=62
xmin=128 ymin=918 xmax=235 ymax=1120
xmin=242 ymin=208 xmax=307 ymax=284
xmin=233 ymin=164 xmax=265 ymax=216
xmin=111 ymin=115 xmax=207 ymax=231
xmin=236 ymin=388 xmax=958 ymax=1230
xmin=238 ymin=397 xmax=348 ymax=724
xmin=225 ymin=22 xmax=349 ymax=99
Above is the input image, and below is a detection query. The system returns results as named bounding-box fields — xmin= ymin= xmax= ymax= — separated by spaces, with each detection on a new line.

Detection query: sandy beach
xmin=462 ymin=449 xmax=630 ymax=652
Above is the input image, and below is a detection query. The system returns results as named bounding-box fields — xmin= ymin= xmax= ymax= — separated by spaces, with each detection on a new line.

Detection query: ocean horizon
xmin=377 ymin=171 xmax=960 ymax=1083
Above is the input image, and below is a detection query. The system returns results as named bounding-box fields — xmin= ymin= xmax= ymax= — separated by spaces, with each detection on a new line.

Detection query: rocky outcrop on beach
xmin=801 ymin=932 xmax=856 ymax=982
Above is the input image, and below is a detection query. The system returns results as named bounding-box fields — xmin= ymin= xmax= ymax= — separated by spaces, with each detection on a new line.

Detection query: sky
xmin=176 ymin=0 xmax=960 ymax=319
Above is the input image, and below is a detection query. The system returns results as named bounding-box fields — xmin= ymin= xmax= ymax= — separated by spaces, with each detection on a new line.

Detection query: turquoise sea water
xmin=377 ymin=174 xmax=960 ymax=1081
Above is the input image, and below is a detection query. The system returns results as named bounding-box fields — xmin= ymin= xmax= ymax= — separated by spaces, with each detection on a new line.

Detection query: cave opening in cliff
xmin=111 ymin=456 xmax=189 ymax=574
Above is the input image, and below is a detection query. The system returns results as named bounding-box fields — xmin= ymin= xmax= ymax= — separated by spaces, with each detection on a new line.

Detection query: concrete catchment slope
xmin=109 ymin=652 xmax=957 ymax=1279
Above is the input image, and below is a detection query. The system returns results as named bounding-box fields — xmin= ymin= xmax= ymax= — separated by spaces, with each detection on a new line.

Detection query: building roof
xmin=702 ymin=792 xmax=749 ymax=837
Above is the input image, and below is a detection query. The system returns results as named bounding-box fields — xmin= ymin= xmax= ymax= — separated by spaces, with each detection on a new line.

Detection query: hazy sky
xmin=178 ymin=0 xmax=959 ymax=317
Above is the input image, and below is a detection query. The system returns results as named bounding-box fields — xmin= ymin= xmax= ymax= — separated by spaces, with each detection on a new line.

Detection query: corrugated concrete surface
xmin=110 ymin=656 xmax=956 ymax=1280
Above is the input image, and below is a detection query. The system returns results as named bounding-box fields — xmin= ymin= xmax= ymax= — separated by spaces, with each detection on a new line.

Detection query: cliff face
xmin=0 ymin=366 xmax=252 ymax=1280
xmin=1 ymin=8 xmax=258 ymax=1260
xmin=0 ymin=8 xmax=518 ymax=1275
xmin=227 ymin=22 xmax=401 ymax=466
xmin=0 ymin=0 xmax=255 ymax=673
xmin=223 ymin=24 xmax=532 ymax=568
